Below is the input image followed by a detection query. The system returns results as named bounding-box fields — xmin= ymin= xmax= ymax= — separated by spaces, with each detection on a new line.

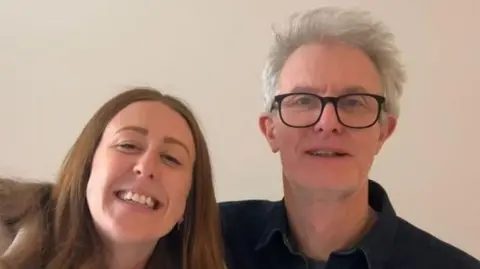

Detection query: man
xmin=219 ymin=6 xmax=479 ymax=269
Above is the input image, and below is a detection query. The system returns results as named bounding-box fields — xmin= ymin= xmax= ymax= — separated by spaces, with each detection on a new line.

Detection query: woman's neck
xmin=106 ymin=241 xmax=156 ymax=269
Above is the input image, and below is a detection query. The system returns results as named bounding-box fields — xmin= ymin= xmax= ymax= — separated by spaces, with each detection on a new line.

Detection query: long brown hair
xmin=1 ymin=87 xmax=225 ymax=269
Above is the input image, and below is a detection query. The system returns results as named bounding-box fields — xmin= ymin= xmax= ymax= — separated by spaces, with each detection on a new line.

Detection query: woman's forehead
xmin=105 ymin=101 xmax=195 ymax=149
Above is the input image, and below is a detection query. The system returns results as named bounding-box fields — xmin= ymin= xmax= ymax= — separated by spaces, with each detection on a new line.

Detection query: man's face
xmin=259 ymin=42 xmax=397 ymax=197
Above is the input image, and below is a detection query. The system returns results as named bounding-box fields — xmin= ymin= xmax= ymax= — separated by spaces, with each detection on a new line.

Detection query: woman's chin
xmin=96 ymin=220 xmax=168 ymax=246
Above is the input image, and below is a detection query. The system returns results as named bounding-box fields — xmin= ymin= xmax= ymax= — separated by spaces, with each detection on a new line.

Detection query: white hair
xmin=261 ymin=6 xmax=407 ymax=117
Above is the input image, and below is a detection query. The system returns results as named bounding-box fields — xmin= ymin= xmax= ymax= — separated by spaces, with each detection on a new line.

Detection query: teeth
xmin=309 ymin=151 xmax=342 ymax=157
xmin=146 ymin=197 xmax=153 ymax=207
xmin=118 ymin=191 xmax=156 ymax=209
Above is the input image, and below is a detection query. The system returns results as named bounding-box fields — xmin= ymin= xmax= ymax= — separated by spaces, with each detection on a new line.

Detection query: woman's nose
xmin=133 ymin=153 xmax=156 ymax=180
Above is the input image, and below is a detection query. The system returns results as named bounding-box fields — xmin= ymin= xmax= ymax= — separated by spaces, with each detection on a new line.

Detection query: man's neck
xmin=283 ymin=179 xmax=376 ymax=261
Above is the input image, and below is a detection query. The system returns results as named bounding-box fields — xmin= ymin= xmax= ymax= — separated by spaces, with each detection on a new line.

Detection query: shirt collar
xmin=254 ymin=198 xmax=288 ymax=251
xmin=254 ymin=180 xmax=398 ymax=269
xmin=356 ymin=180 xmax=398 ymax=269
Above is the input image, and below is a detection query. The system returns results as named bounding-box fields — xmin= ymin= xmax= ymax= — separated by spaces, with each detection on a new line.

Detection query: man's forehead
xmin=276 ymin=67 xmax=382 ymax=96
xmin=276 ymin=43 xmax=382 ymax=95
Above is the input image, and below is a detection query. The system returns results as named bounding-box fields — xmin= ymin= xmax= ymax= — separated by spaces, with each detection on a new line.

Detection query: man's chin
xmin=285 ymin=176 xmax=364 ymax=201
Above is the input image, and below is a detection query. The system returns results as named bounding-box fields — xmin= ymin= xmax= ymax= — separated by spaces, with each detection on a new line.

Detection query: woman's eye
xmin=162 ymin=154 xmax=182 ymax=166
xmin=117 ymin=143 xmax=139 ymax=151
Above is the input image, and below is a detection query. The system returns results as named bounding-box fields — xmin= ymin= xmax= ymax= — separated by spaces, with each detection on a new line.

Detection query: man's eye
xmin=300 ymin=98 xmax=312 ymax=105
xmin=285 ymin=96 xmax=318 ymax=107
xmin=340 ymin=98 xmax=364 ymax=108
xmin=345 ymin=100 xmax=361 ymax=106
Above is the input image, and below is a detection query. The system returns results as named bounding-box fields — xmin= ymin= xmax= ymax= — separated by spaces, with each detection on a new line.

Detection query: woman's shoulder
xmin=0 ymin=177 xmax=53 ymax=248
xmin=0 ymin=177 xmax=53 ymax=198
xmin=0 ymin=177 xmax=53 ymax=225
xmin=0 ymin=177 xmax=53 ymax=208
xmin=0 ymin=218 xmax=13 ymax=256
xmin=0 ymin=177 xmax=53 ymax=268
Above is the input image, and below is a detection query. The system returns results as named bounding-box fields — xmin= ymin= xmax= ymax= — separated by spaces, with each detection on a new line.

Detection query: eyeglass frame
xmin=270 ymin=92 xmax=386 ymax=129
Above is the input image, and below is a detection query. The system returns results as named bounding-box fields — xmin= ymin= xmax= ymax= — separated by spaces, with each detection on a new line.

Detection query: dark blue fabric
xmin=219 ymin=180 xmax=480 ymax=269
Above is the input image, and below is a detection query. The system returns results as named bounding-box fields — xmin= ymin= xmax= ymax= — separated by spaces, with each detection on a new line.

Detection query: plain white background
xmin=0 ymin=0 xmax=479 ymax=258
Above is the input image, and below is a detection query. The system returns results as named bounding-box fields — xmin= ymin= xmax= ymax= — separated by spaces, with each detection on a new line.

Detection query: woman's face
xmin=86 ymin=100 xmax=195 ymax=247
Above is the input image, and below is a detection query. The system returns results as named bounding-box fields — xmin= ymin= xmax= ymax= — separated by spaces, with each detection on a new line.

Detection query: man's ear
xmin=375 ymin=114 xmax=397 ymax=154
xmin=259 ymin=112 xmax=279 ymax=153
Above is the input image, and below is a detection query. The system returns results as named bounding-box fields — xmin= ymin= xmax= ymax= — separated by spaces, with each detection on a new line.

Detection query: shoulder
xmin=393 ymin=217 xmax=479 ymax=268
xmin=218 ymin=199 xmax=280 ymax=242
xmin=219 ymin=199 xmax=278 ymax=218
xmin=219 ymin=200 xmax=279 ymax=228
xmin=0 ymin=221 xmax=14 ymax=255
xmin=0 ymin=177 xmax=52 ymax=225
xmin=0 ymin=177 xmax=53 ymax=263
xmin=218 ymin=200 xmax=283 ymax=269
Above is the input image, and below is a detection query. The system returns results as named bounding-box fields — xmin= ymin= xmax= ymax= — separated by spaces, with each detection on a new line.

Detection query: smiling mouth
xmin=305 ymin=150 xmax=350 ymax=157
xmin=114 ymin=190 xmax=162 ymax=210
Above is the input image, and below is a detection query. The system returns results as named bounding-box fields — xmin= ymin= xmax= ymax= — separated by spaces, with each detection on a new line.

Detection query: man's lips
xmin=304 ymin=147 xmax=351 ymax=157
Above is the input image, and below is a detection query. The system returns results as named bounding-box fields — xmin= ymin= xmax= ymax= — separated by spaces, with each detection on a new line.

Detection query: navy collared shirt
xmin=219 ymin=180 xmax=479 ymax=269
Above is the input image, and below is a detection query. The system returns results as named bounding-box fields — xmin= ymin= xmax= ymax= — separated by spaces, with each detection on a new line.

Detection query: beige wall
xmin=0 ymin=0 xmax=478 ymax=258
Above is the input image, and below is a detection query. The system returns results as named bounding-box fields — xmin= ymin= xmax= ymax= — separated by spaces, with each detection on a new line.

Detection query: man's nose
xmin=133 ymin=152 xmax=157 ymax=180
xmin=313 ymin=104 xmax=343 ymax=133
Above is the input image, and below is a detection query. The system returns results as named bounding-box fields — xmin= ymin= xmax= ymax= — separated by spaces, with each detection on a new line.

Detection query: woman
xmin=0 ymin=87 xmax=225 ymax=269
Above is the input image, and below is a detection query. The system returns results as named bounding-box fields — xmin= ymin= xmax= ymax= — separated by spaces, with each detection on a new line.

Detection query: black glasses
xmin=271 ymin=92 xmax=385 ymax=129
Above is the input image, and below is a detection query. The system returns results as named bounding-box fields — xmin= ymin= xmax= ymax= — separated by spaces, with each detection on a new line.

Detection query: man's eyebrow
xmin=290 ymin=86 xmax=319 ymax=93
xmin=342 ymin=86 xmax=369 ymax=94
xmin=289 ymin=86 xmax=369 ymax=94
